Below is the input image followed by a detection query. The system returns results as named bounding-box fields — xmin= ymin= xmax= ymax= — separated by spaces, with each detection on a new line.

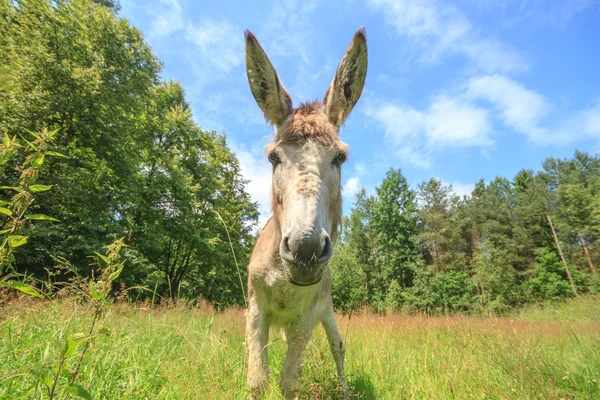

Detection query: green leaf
xmin=0 ymin=186 xmax=22 ymax=192
xmin=4 ymin=132 xmax=10 ymax=147
xmin=8 ymin=280 xmax=44 ymax=298
xmin=32 ymin=155 xmax=44 ymax=168
xmin=17 ymin=133 xmax=37 ymax=151
xmin=0 ymin=207 xmax=12 ymax=216
xmin=46 ymin=128 xmax=60 ymax=139
xmin=66 ymin=383 xmax=93 ymax=400
xmin=0 ymin=153 xmax=14 ymax=166
xmin=0 ymin=200 xmax=11 ymax=206
xmin=89 ymin=280 xmax=103 ymax=301
xmin=8 ymin=235 xmax=28 ymax=248
xmin=25 ymin=129 xmax=41 ymax=140
xmin=107 ymin=263 xmax=124 ymax=282
xmin=94 ymin=252 xmax=111 ymax=265
xmin=97 ymin=326 xmax=115 ymax=336
xmin=46 ymin=151 xmax=69 ymax=158
xmin=25 ymin=214 xmax=59 ymax=221
xmin=27 ymin=369 xmax=53 ymax=390
xmin=28 ymin=184 xmax=53 ymax=192
xmin=64 ymin=333 xmax=92 ymax=359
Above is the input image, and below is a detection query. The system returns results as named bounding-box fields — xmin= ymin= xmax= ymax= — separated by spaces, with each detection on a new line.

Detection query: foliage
xmin=526 ymin=248 xmax=575 ymax=301
xmin=2 ymin=238 xmax=126 ymax=400
xmin=330 ymin=243 xmax=367 ymax=314
xmin=333 ymin=152 xmax=599 ymax=315
xmin=372 ymin=168 xmax=419 ymax=290
xmin=0 ymin=0 xmax=257 ymax=307
xmin=0 ymin=128 xmax=65 ymax=273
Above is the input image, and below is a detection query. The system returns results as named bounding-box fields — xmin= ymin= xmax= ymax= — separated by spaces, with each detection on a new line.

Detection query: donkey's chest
xmin=261 ymin=270 xmax=322 ymax=320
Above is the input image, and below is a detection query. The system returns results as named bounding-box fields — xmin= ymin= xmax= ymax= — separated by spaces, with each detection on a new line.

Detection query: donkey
xmin=244 ymin=27 xmax=368 ymax=399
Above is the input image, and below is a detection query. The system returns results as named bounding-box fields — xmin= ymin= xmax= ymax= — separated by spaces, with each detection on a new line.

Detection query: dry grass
xmin=1 ymin=296 xmax=599 ymax=399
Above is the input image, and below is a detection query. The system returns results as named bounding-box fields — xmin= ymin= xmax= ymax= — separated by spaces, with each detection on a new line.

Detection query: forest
xmin=331 ymin=159 xmax=599 ymax=314
xmin=1 ymin=0 xmax=598 ymax=314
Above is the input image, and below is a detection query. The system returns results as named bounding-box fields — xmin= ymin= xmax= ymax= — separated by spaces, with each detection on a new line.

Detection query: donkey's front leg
xmin=247 ymin=294 xmax=270 ymax=399
xmin=322 ymin=305 xmax=349 ymax=399
xmin=280 ymin=318 xmax=313 ymax=400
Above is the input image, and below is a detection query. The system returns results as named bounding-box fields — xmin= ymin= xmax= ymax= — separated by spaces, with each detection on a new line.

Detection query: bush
xmin=330 ymin=244 xmax=368 ymax=314
xmin=403 ymin=263 xmax=476 ymax=314
xmin=527 ymin=248 xmax=575 ymax=301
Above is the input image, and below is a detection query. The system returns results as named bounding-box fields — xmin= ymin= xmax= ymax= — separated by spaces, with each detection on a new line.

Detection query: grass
xmin=1 ymin=296 xmax=599 ymax=399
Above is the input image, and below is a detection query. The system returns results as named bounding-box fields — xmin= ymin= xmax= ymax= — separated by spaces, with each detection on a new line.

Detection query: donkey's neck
xmin=256 ymin=217 xmax=283 ymax=265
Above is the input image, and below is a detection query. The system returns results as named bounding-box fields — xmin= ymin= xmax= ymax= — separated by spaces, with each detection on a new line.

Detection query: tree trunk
xmin=547 ymin=214 xmax=578 ymax=297
xmin=578 ymin=231 xmax=596 ymax=274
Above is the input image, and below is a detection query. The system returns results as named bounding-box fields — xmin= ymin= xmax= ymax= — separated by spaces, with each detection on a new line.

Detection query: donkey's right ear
xmin=245 ymin=30 xmax=293 ymax=126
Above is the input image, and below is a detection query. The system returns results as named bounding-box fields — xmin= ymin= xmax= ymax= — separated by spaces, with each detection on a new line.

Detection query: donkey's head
xmin=245 ymin=28 xmax=367 ymax=286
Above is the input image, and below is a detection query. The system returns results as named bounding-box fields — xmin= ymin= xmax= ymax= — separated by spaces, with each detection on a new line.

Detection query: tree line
xmin=331 ymin=153 xmax=600 ymax=314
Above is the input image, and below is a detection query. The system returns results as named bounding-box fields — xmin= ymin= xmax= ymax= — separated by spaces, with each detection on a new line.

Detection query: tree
xmin=330 ymin=243 xmax=368 ymax=314
xmin=416 ymin=178 xmax=470 ymax=273
xmin=372 ymin=168 xmax=419 ymax=291
xmin=0 ymin=0 xmax=258 ymax=307
xmin=342 ymin=189 xmax=378 ymax=301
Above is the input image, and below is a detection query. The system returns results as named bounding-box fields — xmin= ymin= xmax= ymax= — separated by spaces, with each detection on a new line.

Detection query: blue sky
xmin=119 ymin=0 xmax=600 ymax=226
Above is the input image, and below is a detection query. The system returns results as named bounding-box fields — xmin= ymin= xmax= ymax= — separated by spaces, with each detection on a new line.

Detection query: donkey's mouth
xmin=283 ymin=263 xmax=325 ymax=287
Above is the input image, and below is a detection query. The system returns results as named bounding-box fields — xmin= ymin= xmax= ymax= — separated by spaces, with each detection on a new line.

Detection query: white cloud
xmin=466 ymin=75 xmax=548 ymax=141
xmin=143 ymin=0 xmax=242 ymax=77
xmin=567 ymin=100 xmax=600 ymax=138
xmin=507 ymin=0 xmax=600 ymax=25
xmin=367 ymin=0 xmax=527 ymax=73
xmin=449 ymin=181 xmax=475 ymax=198
xmin=425 ymin=96 xmax=492 ymax=147
xmin=342 ymin=177 xmax=360 ymax=199
xmin=466 ymin=75 xmax=600 ymax=144
xmin=560 ymin=0 xmax=600 ymax=21
xmin=366 ymin=71 xmax=600 ymax=168
xmin=184 ymin=21 xmax=243 ymax=73
xmin=365 ymin=96 xmax=492 ymax=168
xmin=149 ymin=0 xmax=183 ymax=38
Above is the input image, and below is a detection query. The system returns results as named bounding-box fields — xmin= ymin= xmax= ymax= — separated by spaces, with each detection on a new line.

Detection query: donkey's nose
xmin=281 ymin=230 xmax=332 ymax=266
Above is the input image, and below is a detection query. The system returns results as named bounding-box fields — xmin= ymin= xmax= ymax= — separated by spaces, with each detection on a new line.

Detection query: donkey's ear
xmin=245 ymin=30 xmax=293 ymax=126
xmin=323 ymin=27 xmax=368 ymax=127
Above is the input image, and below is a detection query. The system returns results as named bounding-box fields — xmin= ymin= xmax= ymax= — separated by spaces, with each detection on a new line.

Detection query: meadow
xmin=1 ymin=296 xmax=599 ymax=399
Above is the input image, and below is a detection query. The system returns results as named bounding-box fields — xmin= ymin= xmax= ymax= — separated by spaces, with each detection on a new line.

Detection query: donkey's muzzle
xmin=280 ymin=229 xmax=332 ymax=285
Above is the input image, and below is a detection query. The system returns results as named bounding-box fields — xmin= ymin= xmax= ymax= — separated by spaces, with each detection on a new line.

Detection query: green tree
xmin=372 ymin=168 xmax=419 ymax=292
xmin=330 ymin=243 xmax=368 ymax=314
xmin=416 ymin=178 xmax=471 ymax=273
xmin=0 ymin=0 xmax=258 ymax=307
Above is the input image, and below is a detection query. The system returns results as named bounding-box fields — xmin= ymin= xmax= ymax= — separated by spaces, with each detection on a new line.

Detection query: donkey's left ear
xmin=323 ymin=27 xmax=368 ymax=127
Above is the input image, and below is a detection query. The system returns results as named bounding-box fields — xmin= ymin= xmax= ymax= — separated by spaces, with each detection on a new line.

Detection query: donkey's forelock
xmin=276 ymin=101 xmax=341 ymax=147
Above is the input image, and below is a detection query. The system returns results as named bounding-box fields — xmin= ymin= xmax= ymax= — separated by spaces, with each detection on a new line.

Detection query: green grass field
xmin=1 ymin=296 xmax=599 ymax=399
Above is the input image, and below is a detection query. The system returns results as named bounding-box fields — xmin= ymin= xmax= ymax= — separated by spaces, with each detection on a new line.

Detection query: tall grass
xmin=1 ymin=296 xmax=599 ymax=399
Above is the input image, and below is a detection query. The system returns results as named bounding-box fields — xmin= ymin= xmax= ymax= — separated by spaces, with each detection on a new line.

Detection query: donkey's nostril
xmin=319 ymin=235 xmax=332 ymax=262
xmin=280 ymin=235 xmax=294 ymax=263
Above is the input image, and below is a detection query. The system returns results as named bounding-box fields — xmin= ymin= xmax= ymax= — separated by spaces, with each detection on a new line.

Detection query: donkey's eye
xmin=268 ymin=151 xmax=281 ymax=166
xmin=332 ymin=152 xmax=347 ymax=166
